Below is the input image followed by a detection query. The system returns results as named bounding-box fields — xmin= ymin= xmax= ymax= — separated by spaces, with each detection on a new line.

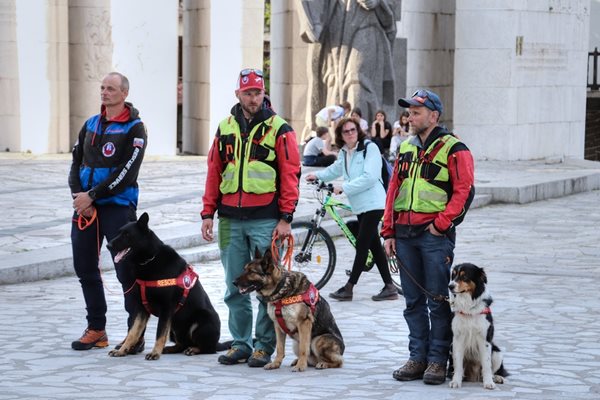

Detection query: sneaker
xmin=392 ymin=360 xmax=427 ymax=381
xmin=372 ymin=284 xmax=399 ymax=301
xmin=248 ymin=349 xmax=271 ymax=368
xmin=114 ymin=337 xmax=145 ymax=354
xmin=218 ymin=347 xmax=251 ymax=365
xmin=71 ymin=328 xmax=109 ymax=350
xmin=423 ymin=361 xmax=447 ymax=385
xmin=329 ymin=286 xmax=353 ymax=301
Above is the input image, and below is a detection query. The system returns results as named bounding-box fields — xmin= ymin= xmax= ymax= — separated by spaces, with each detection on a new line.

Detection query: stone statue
xmin=297 ymin=0 xmax=398 ymax=131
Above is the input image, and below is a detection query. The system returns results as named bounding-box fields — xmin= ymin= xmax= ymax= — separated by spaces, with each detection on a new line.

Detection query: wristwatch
xmin=88 ymin=189 xmax=97 ymax=200
xmin=280 ymin=213 xmax=293 ymax=224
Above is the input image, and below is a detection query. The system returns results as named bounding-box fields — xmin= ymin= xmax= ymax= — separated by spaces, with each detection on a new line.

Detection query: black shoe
xmin=114 ymin=337 xmax=145 ymax=354
xmin=372 ymin=284 xmax=399 ymax=301
xmin=248 ymin=349 xmax=271 ymax=367
xmin=218 ymin=347 xmax=251 ymax=365
xmin=329 ymin=286 xmax=353 ymax=301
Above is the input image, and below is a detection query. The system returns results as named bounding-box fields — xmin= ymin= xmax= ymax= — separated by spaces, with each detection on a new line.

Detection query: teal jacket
xmin=316 ymin=140 xmax=386 ymax=214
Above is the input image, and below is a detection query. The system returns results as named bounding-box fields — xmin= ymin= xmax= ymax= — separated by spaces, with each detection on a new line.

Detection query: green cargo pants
xmin=218 ymin=217 xmax=277 ymax=355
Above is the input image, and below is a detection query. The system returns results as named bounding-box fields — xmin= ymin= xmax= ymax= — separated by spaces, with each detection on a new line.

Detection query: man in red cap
xmin=201 ymin=68 xmax=301 ymax=367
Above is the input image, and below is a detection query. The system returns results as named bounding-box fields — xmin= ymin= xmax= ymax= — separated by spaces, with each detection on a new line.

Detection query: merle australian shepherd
xmin=448 ymin=263 xmax=509 ymax=389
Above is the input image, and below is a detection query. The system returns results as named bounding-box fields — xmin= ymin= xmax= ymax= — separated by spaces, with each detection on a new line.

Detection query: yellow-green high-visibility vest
xmin=218 ymin=115 xmax=286 ymax=194
xmin=394 ymin=135 xmax=461 ymax=213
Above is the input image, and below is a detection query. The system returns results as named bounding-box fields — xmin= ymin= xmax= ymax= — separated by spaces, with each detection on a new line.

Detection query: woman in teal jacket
xmin=306 ymin=117 xmax=398 ymax=301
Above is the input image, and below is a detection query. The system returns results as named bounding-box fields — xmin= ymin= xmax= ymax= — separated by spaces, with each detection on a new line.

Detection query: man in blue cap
xmin=382 ymin=89 xmax=475 ymax=385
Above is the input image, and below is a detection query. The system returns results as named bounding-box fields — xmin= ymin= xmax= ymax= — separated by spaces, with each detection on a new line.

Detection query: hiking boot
xmin=372 ymin=283 xmax=399 ymax=301
xmin=71 ymin=328 xmax=109 ymax=350
xmin=329 ymin=284 xmax=353 ymax=301
xmin=218 ymin=347 xmax=250 ymax=365
xmin=423 ymin=361 xmax=447 ymax=385
xmin=392 ymin=360 xmax=427 ymax=381
xmin=248 ymin=349 xmax=271 ymax=368
xmin=114 ymin=337 xmax=145 ymax=354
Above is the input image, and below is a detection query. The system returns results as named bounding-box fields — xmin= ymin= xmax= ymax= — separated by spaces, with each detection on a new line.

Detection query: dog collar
xmin=458 ymin=306 xmax=491 ymax=316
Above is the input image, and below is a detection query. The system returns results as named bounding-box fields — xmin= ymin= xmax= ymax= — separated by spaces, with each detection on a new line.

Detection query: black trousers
xmin=71 ymin=204 xmax=137 ymax=331
xmin=348 ymin=209 xmax=393 ymax=286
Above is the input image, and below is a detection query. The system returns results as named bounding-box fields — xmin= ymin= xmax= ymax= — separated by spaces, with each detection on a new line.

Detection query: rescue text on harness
xmin=218 ymin=115 xmax=286 ymax=195
xmin=394 ymin=134 xmax=461 ymax=214
xmin=272 ymin=283 xmax=319 ymax=335
xmin=135 ymin=265 xmax=198 ymax=317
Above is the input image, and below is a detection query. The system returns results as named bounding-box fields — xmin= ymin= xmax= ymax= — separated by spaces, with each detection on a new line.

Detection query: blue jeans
xmin=218 ymin=217 xmax=277 ymax=355
xmin=395 ymin=231 xmax=454 ymax=364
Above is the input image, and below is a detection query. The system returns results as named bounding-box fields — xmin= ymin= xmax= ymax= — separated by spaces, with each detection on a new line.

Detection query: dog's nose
xmin=448 ymin=282 xmax=455 ymax=290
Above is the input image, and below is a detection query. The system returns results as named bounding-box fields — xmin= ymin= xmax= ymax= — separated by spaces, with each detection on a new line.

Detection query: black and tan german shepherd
xmin=106 ymin=212 xmax=228 ymax=360
xmin=234 ymin=248 xmax=344 ymax=371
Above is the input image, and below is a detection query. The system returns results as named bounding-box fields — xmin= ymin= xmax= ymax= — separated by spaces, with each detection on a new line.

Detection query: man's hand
xmin=384 ymin=238 xmax=396 ymax=257
xmin=333 ymin=186 xmax=343 ymax=195
xmin=72 ymin=192 xmax=93 ymax=215
xmin=80 ymin=206 xmax=96 ymax=218
xmin=201 ymin=218 xmax=214 ymax=242
xmin=305 ymin=174 xmax=317 ymax=182
xmin=426 ymin=223 xmax=443 ymax=236
xmin=273 ymin=220 xmax=292 ymax=238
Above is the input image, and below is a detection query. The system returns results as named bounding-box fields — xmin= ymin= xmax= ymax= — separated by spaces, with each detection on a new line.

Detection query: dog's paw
xmin=108 ymin=349 xmax=127 ymax=357
xmin=183 ymin=347 xmax=201 ymax=356
xmin=145 ymin=352 xmax=161 ymax=361
xmin=493 ymin=375 xmax=505 ymax=384
xmin=291 ymin=363 xmax=307 ymax=372
xmin=449 ymin=380 xmax=462 ymax=388
xmin=264 ymin=361 xmax=281 ymax=370
xmin=483 ymin=381 xmax=496 ymax=390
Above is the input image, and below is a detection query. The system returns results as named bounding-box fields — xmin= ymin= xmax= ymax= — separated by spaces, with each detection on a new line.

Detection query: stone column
xmin=0 ymin=0 xmax=20 ymax=152
xmin=183 ymin=0 xmax=264 ymax=155
xmin=68 ymin=0 xmax=112 ymax=147
xmin=15 ymin=0 xmax=70 ymax=153
xmin=271 ymin=0 xmax=310 ymax=141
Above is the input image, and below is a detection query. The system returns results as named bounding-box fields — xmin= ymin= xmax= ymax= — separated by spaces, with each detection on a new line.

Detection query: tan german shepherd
xmin=234 ymin=248 xmax=344 ymax=371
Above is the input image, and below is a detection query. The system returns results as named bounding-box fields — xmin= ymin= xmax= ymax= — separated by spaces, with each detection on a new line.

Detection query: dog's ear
xmin=263 ymin=248 xmax=273 ymax=262
xmin=254 ymin=246 xmax=263 ymax=259
xmin=138 ymin=212 xmax=150 ymax=231
xmin=480 ymin=268 xmax=488 ymax=284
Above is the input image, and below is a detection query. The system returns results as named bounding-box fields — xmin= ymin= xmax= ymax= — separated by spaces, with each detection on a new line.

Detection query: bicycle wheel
xmin=290 ymin=221 xmax=336 ymax=289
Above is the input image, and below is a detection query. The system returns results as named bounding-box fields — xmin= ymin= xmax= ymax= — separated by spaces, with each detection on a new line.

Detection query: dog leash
xmin=271 ymin=233 xmax=294 ymax=271
xmin=393 ymin=252 xmax=449 ymax=303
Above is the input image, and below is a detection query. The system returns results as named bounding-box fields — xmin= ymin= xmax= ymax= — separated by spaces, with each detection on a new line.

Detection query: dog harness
xmin=272 ymin=283 xmax=319 ymax=335
xmin=136 ymin=265 xmax=198 ymax=317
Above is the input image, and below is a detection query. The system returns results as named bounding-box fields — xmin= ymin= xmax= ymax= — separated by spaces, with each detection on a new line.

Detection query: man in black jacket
xmin=69 ymin=72 xmax=147 ymax=352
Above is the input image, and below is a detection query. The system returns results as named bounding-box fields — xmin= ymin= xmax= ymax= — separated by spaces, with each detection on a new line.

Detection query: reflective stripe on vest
xmin=218 ymin=115 xmax=286 ymax=194
xmin=394 ymin=135 xmax=460 ymax=214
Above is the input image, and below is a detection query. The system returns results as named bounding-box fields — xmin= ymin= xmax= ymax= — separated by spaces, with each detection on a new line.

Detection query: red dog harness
xmin=273 ymin=283 xmax=319 ymax=335
xmin=136 ymin=265 xmax=198 ymax=316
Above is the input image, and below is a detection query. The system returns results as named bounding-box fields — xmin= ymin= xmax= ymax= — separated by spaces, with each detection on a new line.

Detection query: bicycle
xmin=290 ymin=179 xmax=402 ymax=293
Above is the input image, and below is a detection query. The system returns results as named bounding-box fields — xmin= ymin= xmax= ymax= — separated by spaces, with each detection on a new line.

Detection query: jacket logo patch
xmin=133 ymin=138 xmax=145 ymax=148
xmin=102 ymin=142 xmax=116 ymax=157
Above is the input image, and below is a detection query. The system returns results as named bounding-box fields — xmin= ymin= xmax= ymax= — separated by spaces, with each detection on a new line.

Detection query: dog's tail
xmin=216 ymin=340 xmax=234 ymax=352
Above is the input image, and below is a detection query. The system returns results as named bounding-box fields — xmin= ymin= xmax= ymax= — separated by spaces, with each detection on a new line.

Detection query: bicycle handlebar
xmin=307 ymin=178 xmax=334 ymax=193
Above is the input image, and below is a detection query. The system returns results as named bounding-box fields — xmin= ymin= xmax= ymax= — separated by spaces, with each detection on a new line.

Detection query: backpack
xmin=363 ymin=140 xmax=393 ymax=192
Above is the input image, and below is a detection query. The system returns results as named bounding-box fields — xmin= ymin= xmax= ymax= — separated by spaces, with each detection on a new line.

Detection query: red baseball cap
xmin=237 ymin=68 xmax=265 ymax=92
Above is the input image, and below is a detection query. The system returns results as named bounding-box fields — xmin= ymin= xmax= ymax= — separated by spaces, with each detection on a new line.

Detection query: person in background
xmin=389 ymin=111 xmax=410 ymax=160
xmin=315 ymin=102 xmax=352 ymax=129
xmin=370 ymin=110 xmax=392 ymax=156
xmin=351 ymin=107 xmax=369 ymax=132
xmin=303 ymin=126 xmax=338 ymax=167
xmin=382 ymin=89 xmax=474 ymax=385
xmin=69 ymin=72 xmax=147 ymax=354
xmin=305 ymin=117 xmax=398 ymax=302
xmin=201 ymin=68 xmax=301 ymax=368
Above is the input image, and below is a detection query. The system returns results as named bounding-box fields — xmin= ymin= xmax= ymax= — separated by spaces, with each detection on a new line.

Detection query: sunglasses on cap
xmin=240 ymin=68 xmax=263 ymax=77
xmin=411 ymin=90 xmax=437 ymax=112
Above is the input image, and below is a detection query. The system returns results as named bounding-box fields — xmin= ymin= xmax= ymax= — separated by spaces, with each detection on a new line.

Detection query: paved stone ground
xmin=1 ymin=190 xmax=599 ymax=399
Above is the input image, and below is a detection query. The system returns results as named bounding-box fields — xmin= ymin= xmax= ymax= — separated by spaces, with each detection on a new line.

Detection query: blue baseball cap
xmin=398 ymin=89 xmax=443 ymax=115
